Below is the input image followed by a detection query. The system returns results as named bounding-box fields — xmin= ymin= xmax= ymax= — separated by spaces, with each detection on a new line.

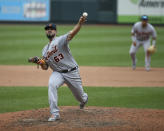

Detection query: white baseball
xmin=83 ymin=12 xmax=88 ymax=17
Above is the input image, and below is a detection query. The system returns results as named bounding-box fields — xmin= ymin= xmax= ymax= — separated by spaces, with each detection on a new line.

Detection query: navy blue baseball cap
xmin=141 ymin=15 xmax=148 ymax=21
xmin=44 ymin=23 xmax=57 ymax=30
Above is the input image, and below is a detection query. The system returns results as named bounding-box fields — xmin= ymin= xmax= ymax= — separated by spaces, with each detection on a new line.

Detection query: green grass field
xmin=0 ymin=86 xmax=164 ymax=113
xmin=0 ymin=24 xmax=164 ymax=67
xmin=0 ymin=24 xmax=164 ymax=113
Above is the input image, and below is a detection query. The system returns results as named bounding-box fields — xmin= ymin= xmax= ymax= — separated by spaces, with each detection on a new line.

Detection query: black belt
xmin=60 ymin=67 xmax=78 ymax=73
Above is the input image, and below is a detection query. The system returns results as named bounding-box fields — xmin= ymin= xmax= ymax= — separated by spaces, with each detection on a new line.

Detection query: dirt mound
xmin=1 ymin=106 xmax=164 ymax=131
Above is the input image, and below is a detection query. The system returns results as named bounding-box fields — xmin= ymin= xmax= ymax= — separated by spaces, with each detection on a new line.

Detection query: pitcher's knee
xmin=49 ymin=81 xmax=59 ymax=90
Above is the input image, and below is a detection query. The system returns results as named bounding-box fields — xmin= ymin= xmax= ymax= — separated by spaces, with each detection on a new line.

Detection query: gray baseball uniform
xmin=129 ymin=21 xmax=157 ymax=70
xmin=131 ymin=22 xmax=156 ymax=41
xmin=42 ymin=33 xmax=88 ymax=116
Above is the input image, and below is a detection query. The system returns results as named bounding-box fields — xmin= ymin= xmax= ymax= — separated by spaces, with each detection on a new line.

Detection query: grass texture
xmin=0 ymin=86 xmax=164 ymax=113
xmin=0 ymin=24 xmax=164 ymax=67
xmin=0 ymin=24 xmax=164 ymax=113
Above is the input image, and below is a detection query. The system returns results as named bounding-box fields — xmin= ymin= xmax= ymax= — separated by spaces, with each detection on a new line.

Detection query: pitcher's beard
xmin=47 ymin=34 xmax=55 ymax=40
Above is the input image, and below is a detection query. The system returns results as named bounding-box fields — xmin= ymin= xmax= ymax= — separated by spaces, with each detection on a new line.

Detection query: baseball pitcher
xmin=29 ymin=15 xmax=88 ymax=121
xmin=129 ymin=15 xmax=157 ymax=71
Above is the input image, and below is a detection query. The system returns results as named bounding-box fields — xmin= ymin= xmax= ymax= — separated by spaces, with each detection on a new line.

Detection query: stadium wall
xmin=0 ymin=0 xmax=164 ymax=25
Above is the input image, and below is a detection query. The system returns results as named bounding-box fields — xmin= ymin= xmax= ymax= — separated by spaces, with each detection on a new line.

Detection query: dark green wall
xmin=50 ymin=0 xmax=117 ymax=23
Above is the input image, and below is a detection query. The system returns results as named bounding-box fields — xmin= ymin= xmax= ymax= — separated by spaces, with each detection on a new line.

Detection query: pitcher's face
xmin=45 ymin=28 xmax=57 ymax=39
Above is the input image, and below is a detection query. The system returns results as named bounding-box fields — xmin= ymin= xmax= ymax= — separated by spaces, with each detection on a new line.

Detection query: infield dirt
xmin=0 ymin=65 xmax=164 ymax=87
xmin=0 ymin=65 xmax=164 ymax=131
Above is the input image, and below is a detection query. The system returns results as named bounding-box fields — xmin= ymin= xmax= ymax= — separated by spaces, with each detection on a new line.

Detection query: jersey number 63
xmin=54 ymin=53 xmax=64 ymax=62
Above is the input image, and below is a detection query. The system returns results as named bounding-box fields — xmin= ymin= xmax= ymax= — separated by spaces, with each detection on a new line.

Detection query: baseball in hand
xmin=83 ymin=12 xmax=88 ymax=17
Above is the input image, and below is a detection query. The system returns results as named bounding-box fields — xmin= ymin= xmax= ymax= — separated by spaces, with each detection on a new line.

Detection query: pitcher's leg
xmin=66 ymin=80 xmax=88 ymax=103
xmin=48 ymin=72 xmax=64 ymax=116
xmin=63 ymin=70 xmax=88 ymax=104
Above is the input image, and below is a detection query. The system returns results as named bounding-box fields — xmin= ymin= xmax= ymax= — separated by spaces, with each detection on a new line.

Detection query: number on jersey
xmin=54 ymin=53 xmax=64 ymax=62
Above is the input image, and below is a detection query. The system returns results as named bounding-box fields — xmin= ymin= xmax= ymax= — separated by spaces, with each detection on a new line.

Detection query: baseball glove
xmin=28 ymin=56 xmax=40 ymax=64
xmin=147 ymin=45 xmax=156 ymax=54
xmin=28 ymin=56 xmax=45 ymax=65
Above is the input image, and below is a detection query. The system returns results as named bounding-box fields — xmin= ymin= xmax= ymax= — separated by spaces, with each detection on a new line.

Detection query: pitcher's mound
xmin=0 ymin=106 xmax=164 ymax=131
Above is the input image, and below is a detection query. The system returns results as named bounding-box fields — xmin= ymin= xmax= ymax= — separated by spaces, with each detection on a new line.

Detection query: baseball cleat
xmin=132 ymin=64 xmax=136 ymax=70
xmin=48 ymin=114 xmax=60 ymax=122
xmin=80 ymin=97 xmax=88 ymax=109
xmin=145 ymin=66 xmax=150 ymax=72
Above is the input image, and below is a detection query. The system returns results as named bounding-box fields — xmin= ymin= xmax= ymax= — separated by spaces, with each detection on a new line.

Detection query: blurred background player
xmin=129 ymin=15 xmax=157 ymax=71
